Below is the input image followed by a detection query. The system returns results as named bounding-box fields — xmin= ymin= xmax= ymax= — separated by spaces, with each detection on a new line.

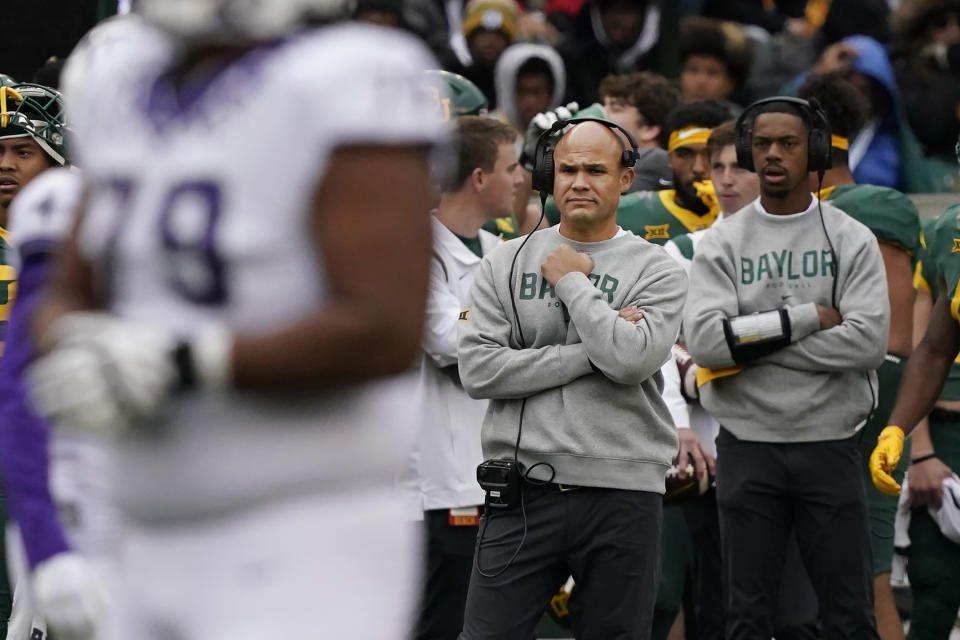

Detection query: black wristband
xmin=910 ymin=452 xmax=937 ymax=465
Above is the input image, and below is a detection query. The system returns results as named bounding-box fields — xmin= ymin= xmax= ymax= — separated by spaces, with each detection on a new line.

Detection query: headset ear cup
xmin=808 ymin=129 xmax=830 ymax=172
xmin=532 ymin=142 xmax=554 ymax=194
xmin=735 ymin=122 xmax=754 ymax=172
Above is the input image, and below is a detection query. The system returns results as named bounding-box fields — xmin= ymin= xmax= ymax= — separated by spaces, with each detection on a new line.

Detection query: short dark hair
xmin=664 ymin=99 xmax=731 ymax=140
xmin=679 ymin=17 xmax=753 ymax=89
xmin=705 ymin=120 xmax=736 ymax=160
xmin=516 ymin=57 xmax=555 ymax=94
xmin=446 ymin=116 xmax=517 ymax=192
xmin=797 ymin=71 xmax=869 ymax=164
xmin=744 ymin=100 xmax=812 ymax=131
xmin=598 ymin=71 xmax=681 ymax=147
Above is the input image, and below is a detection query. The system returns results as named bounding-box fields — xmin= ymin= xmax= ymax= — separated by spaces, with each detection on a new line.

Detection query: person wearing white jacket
xmin=412 ymin=116 xmax=524 ymax=640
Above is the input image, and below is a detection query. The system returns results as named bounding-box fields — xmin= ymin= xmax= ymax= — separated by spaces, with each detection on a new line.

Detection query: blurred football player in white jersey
xmin=1 ymin=168 xmax=107 ymax=640
xmin=26 ymin=3 xmax=447 ymax=640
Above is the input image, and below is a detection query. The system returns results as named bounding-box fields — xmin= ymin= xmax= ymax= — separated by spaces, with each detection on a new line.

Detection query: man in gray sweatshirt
xmin=684 ymin=98 xmax=889 ymax=639
xmin=457 ymin=120 xmax=687 ymax=639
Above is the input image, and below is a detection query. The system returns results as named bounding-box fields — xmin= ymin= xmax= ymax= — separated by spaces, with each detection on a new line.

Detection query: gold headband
xmin=831 ymin=134 xmax=849 ymax=150
xmin=668 ymin=126 xmax=712 ymax=152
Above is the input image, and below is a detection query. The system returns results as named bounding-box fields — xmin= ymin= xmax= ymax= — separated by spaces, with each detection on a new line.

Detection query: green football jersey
xmin=921 ymin=210 xmax=960 ymax=399
xmin=544 ymin=190 xmax=718 ymax=245
xmin=481 ymin=213 xmax=520 ymax=240
xmin=0 ymin=227 xmax=15 ymax=353
xmin=820 ymin=184 xmax=921 ymax=256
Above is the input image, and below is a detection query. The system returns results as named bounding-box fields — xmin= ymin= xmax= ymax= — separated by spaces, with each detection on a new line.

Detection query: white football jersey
xmin=8 ymin=168 xmax=85 ymax=272
xmin=68 ymin=21 xmax=447 ymax=522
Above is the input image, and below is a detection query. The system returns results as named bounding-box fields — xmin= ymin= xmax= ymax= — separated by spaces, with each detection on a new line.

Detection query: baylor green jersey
xmin=544 ymin=190 xmax=718 ymax=245
xmin=919 ymin=211 xmax=960 ymax=399
xmin=820 ymin=184 xmax=921 ymax=256
xmin=481 ymin=213 xmax=520 ymax=240
xmin=0 ymin=228 xmax=15 ymax=352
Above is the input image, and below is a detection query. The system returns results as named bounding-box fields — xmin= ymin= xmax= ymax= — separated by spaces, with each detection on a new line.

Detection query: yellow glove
xmin=693 ymin=180 xmax=721 ymax=217
xmin=869 ymin=426 xmax=905 ymax=496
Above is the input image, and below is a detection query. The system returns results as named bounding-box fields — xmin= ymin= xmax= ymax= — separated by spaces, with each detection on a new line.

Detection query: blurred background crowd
xmin=7 ymin=0 xmax=960 ymax=196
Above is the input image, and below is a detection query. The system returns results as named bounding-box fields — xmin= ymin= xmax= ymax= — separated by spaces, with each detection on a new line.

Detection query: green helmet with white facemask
xmin=422 ymin=70 xmax=488 ymax=121
xmin=0 ymin=83 xmax=68 ymax=165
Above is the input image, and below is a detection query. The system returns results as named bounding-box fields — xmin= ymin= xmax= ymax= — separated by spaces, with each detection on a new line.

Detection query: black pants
xmin=716 ymin=428 xmax=878 ymax=640
xmin=459 ymin=484 xmax=662 ymax=640
xmin=683 ymin=488 xmax=820 ymax=640
xmin=415 ymin=509 xmax=481 ymax=640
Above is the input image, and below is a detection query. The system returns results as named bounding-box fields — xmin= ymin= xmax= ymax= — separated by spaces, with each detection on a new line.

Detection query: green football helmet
xmin=422 ymin=69 xmax=488 ymax=121
xmin=0 ymin=83 xmax=68 ymax=165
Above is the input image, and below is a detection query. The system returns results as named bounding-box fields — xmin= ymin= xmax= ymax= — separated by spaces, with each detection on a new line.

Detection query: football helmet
xmin=422 ymin=70 xmax=488 ymax=121
xmin=0 ymin=83 xmax=68 ymax=165
xmin=135 ymin=0 xmax=349 ymax=44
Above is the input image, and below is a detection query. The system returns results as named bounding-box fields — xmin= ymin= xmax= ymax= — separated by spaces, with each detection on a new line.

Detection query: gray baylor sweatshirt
xmin=457 ymin=226 xmax=687 ymax=493
xmin=684 ymin=197 xmax=889 ymax=442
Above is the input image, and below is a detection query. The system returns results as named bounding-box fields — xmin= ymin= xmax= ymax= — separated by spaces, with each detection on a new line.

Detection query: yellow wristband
xmin=880 ymin=425 xmax=905 ymax=441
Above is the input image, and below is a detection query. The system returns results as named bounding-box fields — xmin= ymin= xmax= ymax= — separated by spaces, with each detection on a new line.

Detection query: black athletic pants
xmin=415 ymin=509 xmax=480 ymax=640
xmin=716 ymin=428 xmax=879 ymax=640
xmin=459 ymin=484 xmax=662 ymax=640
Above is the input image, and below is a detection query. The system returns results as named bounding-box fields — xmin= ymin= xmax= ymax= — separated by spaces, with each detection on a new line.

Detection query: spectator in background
xmin=494 ymin=43 xmax=566 ymax=133
xmin=599 ymin=71 xmax=680 ymax=191
xmin=678 ymin=17 xmax=753 ymax=113
xmin=701 ymin=0 xmax=809 ymax=36
xmin=353 ymin=0 xmax=455 ymax=68
xmin=742 ymin=0 xmax=890 ymax=102
xmin=791 ymin=35 xmax=942 ymax=191
xmin=558 ymin=0 xmax=672 ymax=105
xmin=447 ymin=0 xmax=519 ymax=108
xmin=891 ymin=0 xmax=960 ymax=166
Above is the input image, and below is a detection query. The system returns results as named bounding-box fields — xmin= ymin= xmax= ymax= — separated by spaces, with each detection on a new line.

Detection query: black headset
xmin=530 ymin=117 xmax=641 ymax=194
xmin=734 ymin=96 xmax=832 ymax=175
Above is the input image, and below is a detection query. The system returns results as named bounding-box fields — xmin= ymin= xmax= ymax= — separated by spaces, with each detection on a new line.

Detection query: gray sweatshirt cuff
xmin=554 ymin=270 xmax=591 ymax=301
xmin=786 ymin=302 xmax=821 ymax=342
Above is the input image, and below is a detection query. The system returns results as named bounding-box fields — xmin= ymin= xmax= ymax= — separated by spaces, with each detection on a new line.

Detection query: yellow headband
xmin=831 ymin=134 xmax=849 ymax=150
xmin=668 ymin=126 xmax=712 ymax=152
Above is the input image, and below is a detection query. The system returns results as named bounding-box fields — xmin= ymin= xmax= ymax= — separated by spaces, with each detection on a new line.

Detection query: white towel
xmin=892 ymin=474 xmax=960 ymax=549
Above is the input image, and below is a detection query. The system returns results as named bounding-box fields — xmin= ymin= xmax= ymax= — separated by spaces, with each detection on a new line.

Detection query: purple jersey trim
xmin=0 ymin=255 xmax=71 ymax=569
xmin=141 ymin=35 xmax=289 ymax=133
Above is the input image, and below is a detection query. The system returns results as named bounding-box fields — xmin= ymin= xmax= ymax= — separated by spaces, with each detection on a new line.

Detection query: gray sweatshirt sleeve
xmin=458 ymin=256 xmax=595 ymax=400
xmin=683 ymin=233 xmax=742 ymax=369
xmin=555 ymin=261 xmax=688 ymax=385
xmin=683 ymin=231 xmax=823 ymax=369
xmin=758 ymin=238 xmax=889 ymax=372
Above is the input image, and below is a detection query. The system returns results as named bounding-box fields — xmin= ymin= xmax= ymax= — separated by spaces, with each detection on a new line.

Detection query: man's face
xmin=668 ymin=142 xmax=710 ymax=205
xmin=600 ymin=1 xmax=645 ymax=48
xmin=554 ymin=123 xmax=633 ymax=227
xmin=680 ymin=55 xmax=734 ymax=102
xmin=750 ymin=112 xmax=810 ymax=199
xmin=469 ymin=30 xmax=509 ymax=66
xmin=0 ymin=137 xmax=53 ymax=210
xmin=710 ymin=144 xmax=759 ymax=214
xmin=516 ymin=73 xmax=552 ymax=130
xmin=480 ymin=142 xmax=524 ymax=218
